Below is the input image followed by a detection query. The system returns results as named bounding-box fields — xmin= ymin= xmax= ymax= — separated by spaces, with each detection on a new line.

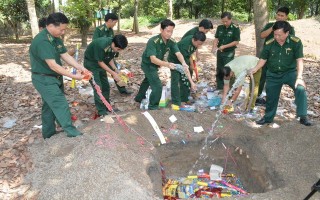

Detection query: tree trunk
xmin=194 ymin=7 xmax=200 ymax=19
xmin=174 ymin=4 xmax=180 ymax=18
xmin=296 ymin=0 xmax=307 ymax=19
xmin=50 ymin=0 xmax=54 ymax=13
xmin=189 ymin=4 xmax=192 ymax=18
xmin=8 ymin=20 xmax=20 ymax=41
xmin=14 ymin=23 xmax=19 ymax=41
xmin=310 ymin=3 xmax=314 ymax=17
xmin=54 ymin=0 xmax=59 ymax=12
xmin=84 ymin=2 xmax=91 ymax=47
xmin=221 ymin=0 xmax=225 ymax=13
xmin=117 ymin=0 xmax=121 ymax=32
xmin=133 ymin=0 xmax=139 ymax=33
xmin=247 ymin=0 xmax=253 ymax=22
xmin=26 ymin=0 xmax=39 ymax=38
xmin=167 ymin=0 xmax=173 ymax=20
xmin=298 ymin=10 xmax=305 ymax=19
xmin=253 ymin=0 xmax=269 ymax=56
xmin=81 ymin=30 xmax=88 ymax=47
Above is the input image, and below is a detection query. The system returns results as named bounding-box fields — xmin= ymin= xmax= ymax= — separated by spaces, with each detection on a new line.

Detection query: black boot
xmin=120 ymin=89 xmax=133 ymax=96
xmin=300 ymin=116 xmax=312 ymax=126
xmin=255 ymin=98 xmax=266 ymax=106
xmin=256 ymin=118 xmax=271 ymax=125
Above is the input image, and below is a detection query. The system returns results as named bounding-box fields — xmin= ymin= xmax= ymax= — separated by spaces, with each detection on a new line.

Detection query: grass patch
xmin=233 ymin=12 xmax=250 ymax=22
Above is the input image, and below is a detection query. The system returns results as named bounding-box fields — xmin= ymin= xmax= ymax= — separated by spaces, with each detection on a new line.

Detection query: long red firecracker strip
xmin=220 ymin=180 xmax=248 ymax=194
xmin=91 ymin=76 xmax=154 ymax=147
xmin=93 ymin=83 xmax=113 ymax=112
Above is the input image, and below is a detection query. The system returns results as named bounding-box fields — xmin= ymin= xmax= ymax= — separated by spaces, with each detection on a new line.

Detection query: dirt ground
xmin=0 ymin=19 xmax=320 ymax=199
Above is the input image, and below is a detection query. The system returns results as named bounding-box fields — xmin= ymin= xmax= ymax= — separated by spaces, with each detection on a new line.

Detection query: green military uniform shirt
xmin=261 ymin=36 xmax=303 ymax=73
xmin=181 ymin=27 xmax=199 ymax=40
xmin=262 ymin=22 xmax=295 ymax=44
xmin=92 ymin=24 xmax=114 ymax=40
xmin=168 ymin=35 xmax=196 ymax=65
xmin=84 ymin=37 xmax=116 ymax=71
xmin=141 ymin=34 xmax=180 ymax=70
xmin=29 ymin=28 xmax=67 ymax=75
xmin=215 ymin=23 xmax=240 ymax=52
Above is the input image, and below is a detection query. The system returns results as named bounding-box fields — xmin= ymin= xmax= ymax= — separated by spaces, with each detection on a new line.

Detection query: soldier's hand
xmin=295 ymin=78 xmax=306 ymax=89
xmin=167 ymin=62 xmax=176 ymax=70
xmin=182 ymin=64 xmax=189 ymax=72
xmin=73 ymin=71 xmax=84 ymax=80
xmin=226 ymin=99 xmax=233 ymax=106
xmin=79 ymin=66 xmax=90 ymax=74
xmin=113 ymin=73 xmax=121 ymax=82
xmin=211 ymin=47 xmax=217 ymax=54
xmin=190 ymin=82 xmax=197 ymax=91
xmin=81 ymin=70 xmax=92 ymax=81
xmin=247 ymin=68 xmax=256 ymax=75
xmin=218 ymin=45 xmax=225 ymax=52
xmin=81 ymin=68 xmax=91 ymax=74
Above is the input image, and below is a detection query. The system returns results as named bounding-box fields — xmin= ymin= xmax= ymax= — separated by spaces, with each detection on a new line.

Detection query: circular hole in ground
xmin=154 ymin=137 xmax=284 ymax=197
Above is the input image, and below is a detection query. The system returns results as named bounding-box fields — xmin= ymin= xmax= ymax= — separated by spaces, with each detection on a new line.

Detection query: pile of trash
xmin=162 ymin=164 xmax=248 ymax=199
xmin=137 ymin=79 xmax=260 ymax=118
xmin=139 ymin=81 xmax=222 ymax=112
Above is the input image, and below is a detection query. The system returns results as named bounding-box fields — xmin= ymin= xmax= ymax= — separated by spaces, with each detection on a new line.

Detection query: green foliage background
xmin=0 ymin=0 xmax=319 ymax=38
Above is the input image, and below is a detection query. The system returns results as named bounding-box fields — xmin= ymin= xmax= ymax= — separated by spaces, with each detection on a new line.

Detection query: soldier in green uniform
xmin=134 ymin=19 xmax=190 ymax=110
xmin=30 ymin=12 xmax=91 ymax=139
xmin=84 ymin=35 xmax=128 ymax=116
xmin=38 ymin=17 xmax=76 ymax=56
xmin=168 ymin=31 xmax=206 ymax=106
xmin=92 ymin=13 xmax=118 ymax=39
xmin=92 ymin=13 xmax=132 ymax=95
xmin=181 ymin=19 xmax=213 ymax=39
xmin=181 ymin=19 xmax=213 ymax=80
xmin=212 ymin=12 xmax=240 ymax=90
xmin=249 ymin=21 xmax=312 ymax=126
xmin=257 ymin=6 xmax=295 ymax=105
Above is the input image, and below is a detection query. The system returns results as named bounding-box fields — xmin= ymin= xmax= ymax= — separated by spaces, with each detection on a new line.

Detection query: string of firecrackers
xmin=95 ymin=118 xmax=140 ymax=150
xmin=91 ymin=76 xmax=154 ymax=148
xmin=222 ymin=142 xmax=238 ymax=172
xmin=201 ymin=72 xmax=251 ymax=173
xmin=192 ymin=125 xmax=237 ymax=174
xmin=96 ymin=133 xmax=118 ymax=149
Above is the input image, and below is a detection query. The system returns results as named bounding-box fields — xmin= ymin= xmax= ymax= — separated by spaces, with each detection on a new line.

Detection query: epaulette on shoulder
xmin=290 ymin=36 xmax=300 ymax=43
xmin=98 ymin=25 xmax=104 ymax=31
xmin=169 ymin=38 xmax=176 ymax=42
xmin=153 ymin=37 xmax=160 ymax=43
xmin=232 ymin=23 xmax=239 ymax=28
xmin=104 ymin=46 xmax=111 ymax=53
xmin=265 ymin=38 xmax=275 ymax=45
